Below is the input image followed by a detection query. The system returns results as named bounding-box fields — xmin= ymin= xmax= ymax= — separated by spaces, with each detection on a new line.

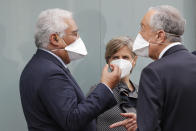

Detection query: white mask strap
xmin=51 ymin=38 xmax=67 ymax=52
xmin=165 ymin=32 xmax=181 ymax=37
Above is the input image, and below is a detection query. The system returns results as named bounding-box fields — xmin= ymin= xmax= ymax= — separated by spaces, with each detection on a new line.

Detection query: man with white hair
xmin=110 ymin=5 xmax=196 ymax=131
xmin=20 ymin=8 xmax=121 ymax=131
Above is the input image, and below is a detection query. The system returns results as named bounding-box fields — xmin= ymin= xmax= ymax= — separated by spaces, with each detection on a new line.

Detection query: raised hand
xmin=110 ymin=113 xmax=137 ymax=131
xmin=100 ymin=64 xmax=121 ymax=89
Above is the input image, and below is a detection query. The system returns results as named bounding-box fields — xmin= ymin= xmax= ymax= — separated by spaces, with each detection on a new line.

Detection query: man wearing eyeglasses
xmin=20 ymin=8 xmax=121 ymax=131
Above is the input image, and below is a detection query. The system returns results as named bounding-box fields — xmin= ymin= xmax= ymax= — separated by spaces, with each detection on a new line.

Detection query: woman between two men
xmin=89 ymin=36 xmax=138 ymax=131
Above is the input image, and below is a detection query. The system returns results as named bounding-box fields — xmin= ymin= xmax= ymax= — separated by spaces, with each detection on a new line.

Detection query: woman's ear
xmin=49 ymin=34 xmax=60 ymax=47
xmin=132 ymin=56 xmax=138 ymax=67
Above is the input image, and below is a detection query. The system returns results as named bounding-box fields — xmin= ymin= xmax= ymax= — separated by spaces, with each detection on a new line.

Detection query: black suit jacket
xmin=20 ymin=49 xmax=117 ymax=131
xmin=192 ymin=50 xmax=196 ymax=55
xmin=137 ymin=45 xmax=196 ymax=131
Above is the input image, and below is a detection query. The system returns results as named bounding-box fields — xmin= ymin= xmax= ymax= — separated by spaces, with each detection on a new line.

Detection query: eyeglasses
xmin=67 ymin=31 xmax=79 ymax=38
xmin=56 ymin=30 xmax=79 ymax=38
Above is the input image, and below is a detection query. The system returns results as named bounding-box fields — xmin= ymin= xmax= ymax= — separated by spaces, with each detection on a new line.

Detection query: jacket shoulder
xmin=21 ymin=55 xmax=68 ymax=82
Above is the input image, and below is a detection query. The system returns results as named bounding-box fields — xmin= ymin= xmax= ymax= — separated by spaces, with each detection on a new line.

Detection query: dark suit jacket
xmin=137 ymin=45 xmax=196 ymax=131
xmin=192 ymin=50 xmax=196 ymax=55
xmin=20 ymin=49 xmax=117 ymax=131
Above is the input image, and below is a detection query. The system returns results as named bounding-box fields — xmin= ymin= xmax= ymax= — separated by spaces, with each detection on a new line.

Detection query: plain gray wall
xmin=0 ymin=0 xmax=195 ymax=130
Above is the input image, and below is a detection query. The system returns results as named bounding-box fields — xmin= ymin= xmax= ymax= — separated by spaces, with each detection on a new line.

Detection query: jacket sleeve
xmin=136 ymin=67 xmax=164 ymax=131
xmin=38 ymin=72 xmax=117 ymax=130
xmin=86 ymin=84 xmax=97 ymax=96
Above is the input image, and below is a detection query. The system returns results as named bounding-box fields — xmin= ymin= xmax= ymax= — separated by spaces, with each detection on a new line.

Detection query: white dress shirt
xmin=39 ymin=48 xmax=67 ymax=69
xmin=159 ymin=42 xmax=182 ymax=59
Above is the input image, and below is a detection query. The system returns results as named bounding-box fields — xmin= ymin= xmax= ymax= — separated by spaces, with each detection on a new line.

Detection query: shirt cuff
xmin=101 ymin=83 xmax=113 ymax=94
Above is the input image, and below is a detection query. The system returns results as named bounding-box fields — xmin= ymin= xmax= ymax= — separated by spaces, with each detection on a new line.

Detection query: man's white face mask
xmin=110 ymin=59 xmax=133 ymax=79
xmin=52 ymin=37 xmax=88 ymax=62
xmin=133 ymin=33 xmax=149 ymax=57
xmin=64 ymin=37 xmax=88 ymax=61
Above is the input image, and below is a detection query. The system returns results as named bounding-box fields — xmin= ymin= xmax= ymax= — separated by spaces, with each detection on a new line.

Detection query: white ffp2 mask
xmin=65 ymin=37 xmax=88 ymax=61
xmin=110 ymin=59 xmax=132 ymax=78
xmin=133 ymin=33 xmax=149 ymax=57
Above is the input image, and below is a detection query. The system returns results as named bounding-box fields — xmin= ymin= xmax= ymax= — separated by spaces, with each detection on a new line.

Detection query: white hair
xmin=149 ymin=5 xmax=186 ymax=42
xmin=35 ymin=8 xmax=72 ymax=48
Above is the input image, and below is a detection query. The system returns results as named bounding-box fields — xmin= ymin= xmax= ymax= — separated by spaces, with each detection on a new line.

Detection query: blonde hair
xmin=105 ymin=36 xmax=135 ymax=63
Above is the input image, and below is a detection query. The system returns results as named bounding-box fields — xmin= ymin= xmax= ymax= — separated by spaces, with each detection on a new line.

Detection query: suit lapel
xmin=61 ymin=67 xmax=85 ymax=99
xmin=61 ymin=67 xmax=81 ymax=89
xmin=36 ymin=49 xmax=81 ymax=89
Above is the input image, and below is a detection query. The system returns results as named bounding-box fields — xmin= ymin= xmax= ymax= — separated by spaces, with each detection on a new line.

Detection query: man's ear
xmin=49 ymin=34 xmax=59 ymax=47
xmin=156 ymin=30 xmax=166 ymax=43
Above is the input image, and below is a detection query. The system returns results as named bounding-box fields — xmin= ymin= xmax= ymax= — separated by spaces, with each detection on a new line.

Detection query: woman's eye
xmin=112 ymin=56 xmax=119 ymax=60
xmin=123 ymin=56 xmax=129 ymax=59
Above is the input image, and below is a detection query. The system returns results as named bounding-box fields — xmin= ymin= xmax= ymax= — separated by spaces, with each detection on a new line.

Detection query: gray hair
xmin=149 ymin=5 xmax=186 ymax=42
xmin=35 ymin=8 xmax=72 ymax=48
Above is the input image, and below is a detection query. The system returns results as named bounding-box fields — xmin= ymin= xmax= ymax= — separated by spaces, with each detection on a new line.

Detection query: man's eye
xmin=140 ymin=26 xmax=143 ymax=31
xmin=73 ymin=32 xmax=78 ymax=37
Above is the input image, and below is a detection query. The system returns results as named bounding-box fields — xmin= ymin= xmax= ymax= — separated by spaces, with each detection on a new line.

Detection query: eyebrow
xmin=140 ymin=22 xmax=144 ymax=27
xmin=72 ymin=29 xmax=79 ymax=33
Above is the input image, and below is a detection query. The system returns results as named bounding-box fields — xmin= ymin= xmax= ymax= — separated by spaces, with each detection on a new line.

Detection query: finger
xmin=109 ymin=121 xmax=124 ymax=128
xmin=103 ymin=64 xmax=109 ymax=72
xmin=110 ymin=64 xmax=118 ymax=72
xmin=127 ymin=124 xmax=137 ymax=131
xmin=109 ymin=119 xmax=128 ymax=128
xmin=125 ymin=121 xmax=136 ymax=129
xmin=120 ymin=113 xmax=136 ymax=118
xmin=126 ymin=121 xmax=137 ymax=131
xmin=112 ymin=64 xmax=121 ymax=77
xmin=109 ymin=64 xmax=114 ymax=71
xmin=118 ymin=66 xmax=122 ymax=77
xmin=125 ymin=123 xmax=133 ymax=129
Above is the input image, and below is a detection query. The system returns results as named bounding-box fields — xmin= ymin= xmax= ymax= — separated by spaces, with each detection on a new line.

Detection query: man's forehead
xmin=142 ymin=10 xmax=156 ymax=26
xmin=65 ymin=18 xmax=78 ymax=32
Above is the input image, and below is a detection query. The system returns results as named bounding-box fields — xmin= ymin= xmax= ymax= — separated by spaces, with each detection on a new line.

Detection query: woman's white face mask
xmin=110 ymin=59 xmax=133 ymax=79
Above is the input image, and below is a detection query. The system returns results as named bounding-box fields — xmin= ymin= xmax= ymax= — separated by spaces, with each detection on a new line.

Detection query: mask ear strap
xmin=51 ymin=48 xmax=65 ymax=52
xmin=62 ymin=39 xmax=67 ymax=46
xmin=165 ymin=32 xmax=181 ymax=37
xmin=147 ymin=38 xmax=153 ymax=44
xmin=51 ymin=39 xmax=68 ymax=52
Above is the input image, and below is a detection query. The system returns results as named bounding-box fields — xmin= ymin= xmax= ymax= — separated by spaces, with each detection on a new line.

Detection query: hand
xmin=100 ymin=64 xmax=121 ymax=89
xmin=110 ymin=113 xmax=137 ymax=131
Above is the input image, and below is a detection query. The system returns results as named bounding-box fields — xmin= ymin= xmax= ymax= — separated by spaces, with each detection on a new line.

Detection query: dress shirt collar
xmin=39 ymin=48 xmax=67 ymax=68
xmin=159 ymin=42 xmax=181 ymax=59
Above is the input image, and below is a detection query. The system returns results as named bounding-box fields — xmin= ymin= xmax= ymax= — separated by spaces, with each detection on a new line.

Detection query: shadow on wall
xmin=183 ymin=0 xmax=196 ymax=51
xmin=68 ymin=9 xmax=107 ymax=94
xmin=0 ymin=25 xmax=22 ymax=130
xmin=18 ymin=40 xmax=35 ymax=63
